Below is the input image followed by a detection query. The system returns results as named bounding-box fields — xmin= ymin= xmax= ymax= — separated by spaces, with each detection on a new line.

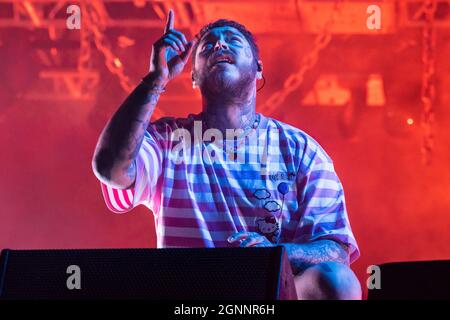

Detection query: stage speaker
xmin=0 ymin=247 xmax=297 ymax=300
xmin=367 ymin=260 xmax=450 ymax=300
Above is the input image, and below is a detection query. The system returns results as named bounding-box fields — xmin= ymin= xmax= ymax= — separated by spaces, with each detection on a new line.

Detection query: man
xmin=92 ymin=10 xmax=361 ymax=300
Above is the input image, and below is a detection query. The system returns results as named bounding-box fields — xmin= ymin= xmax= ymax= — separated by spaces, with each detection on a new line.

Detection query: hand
xmin=148 ymin=9 xmax=196 ymax=84
xmin=227 ymin=232 xmax=275 ymax=247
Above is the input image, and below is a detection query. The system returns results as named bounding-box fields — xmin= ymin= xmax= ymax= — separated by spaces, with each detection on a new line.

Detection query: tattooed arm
xmin=92 ymin=10 xmax=196 ymax=189
xmin=281 ymin=240 xmax=349 ymax=275
xmin=92 ymin=75 xmax=166 ymax=189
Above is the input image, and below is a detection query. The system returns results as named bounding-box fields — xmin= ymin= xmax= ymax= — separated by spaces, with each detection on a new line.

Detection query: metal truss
xmin=0 ymin=0 xmax=449 ymax=103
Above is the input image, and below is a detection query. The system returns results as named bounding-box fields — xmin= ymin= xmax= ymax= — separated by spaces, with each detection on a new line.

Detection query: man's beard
xmin=199 ymin=66 xmax=256 ymax=98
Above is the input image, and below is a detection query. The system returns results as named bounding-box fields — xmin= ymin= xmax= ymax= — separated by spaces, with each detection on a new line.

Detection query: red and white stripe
xmin=100 ymin=182 xmax=135 ymax=213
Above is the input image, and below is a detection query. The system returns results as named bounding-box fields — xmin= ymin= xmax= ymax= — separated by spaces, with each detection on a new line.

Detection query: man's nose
xmin=214 ymin=39 xmax=228 ymax=51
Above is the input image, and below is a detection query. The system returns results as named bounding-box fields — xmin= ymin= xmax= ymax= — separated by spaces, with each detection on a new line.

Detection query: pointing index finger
xmin=164 ymin=9 xmax=174 ymax=33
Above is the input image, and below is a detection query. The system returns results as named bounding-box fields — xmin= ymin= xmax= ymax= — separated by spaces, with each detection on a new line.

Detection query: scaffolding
xmin=0 ymin=0 xmax=448 ymax=104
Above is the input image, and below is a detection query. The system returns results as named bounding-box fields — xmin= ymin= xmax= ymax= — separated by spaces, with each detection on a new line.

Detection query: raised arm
xmin=92 ymin=9 xmax=196 ymax=189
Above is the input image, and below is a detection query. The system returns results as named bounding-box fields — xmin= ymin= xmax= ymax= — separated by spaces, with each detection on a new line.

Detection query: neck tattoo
xmin=226 ymin=113 xmax=260 ymax=161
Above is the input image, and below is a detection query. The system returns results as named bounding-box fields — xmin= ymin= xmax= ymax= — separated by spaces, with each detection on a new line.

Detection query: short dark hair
xmin=192 ymin=19 xmax=260 ymax=66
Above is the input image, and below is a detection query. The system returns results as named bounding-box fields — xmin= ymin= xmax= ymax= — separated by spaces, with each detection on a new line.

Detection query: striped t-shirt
xmin=99 ymin=112 xmax=360 ymax=263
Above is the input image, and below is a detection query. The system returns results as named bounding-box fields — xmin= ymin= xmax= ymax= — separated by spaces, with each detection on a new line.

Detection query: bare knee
xmin=294 ymin=262 xmax=362 ymax=300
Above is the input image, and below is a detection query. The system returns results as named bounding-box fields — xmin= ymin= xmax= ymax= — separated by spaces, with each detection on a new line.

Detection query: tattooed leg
xmin=278 ymin=240 xmax=361 ymax=300
xmin=293 ymin=261 xmax=362 ymax=300
xmin=281 ymin=240 xmax=350 ymax=274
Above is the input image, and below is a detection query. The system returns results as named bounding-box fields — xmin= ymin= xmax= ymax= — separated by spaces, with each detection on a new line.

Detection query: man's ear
xmin=256 ymin=60 xmax=263 ymax=79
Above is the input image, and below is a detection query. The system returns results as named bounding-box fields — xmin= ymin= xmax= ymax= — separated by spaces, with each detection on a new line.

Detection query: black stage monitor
xmin=0 ymin=247 xmax=296 ymax=300
xmin=367 ymin=260 xmax=450 ymax=300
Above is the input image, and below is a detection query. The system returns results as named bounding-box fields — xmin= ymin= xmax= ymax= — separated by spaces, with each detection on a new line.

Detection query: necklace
xmin=225 ymin=114 xmax=260 ymax=161
xmin=201 ymin=112 xmax=261 ymax=161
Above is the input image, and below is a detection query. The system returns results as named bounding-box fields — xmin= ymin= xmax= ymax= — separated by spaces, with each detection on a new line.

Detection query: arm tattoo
xmin=125 ymin=119 xmax=147 ymax=160
xmin=281 ymin=240 xmax=350 ymax=275
xmin=94 ymin=82 xmax=162 ymax=187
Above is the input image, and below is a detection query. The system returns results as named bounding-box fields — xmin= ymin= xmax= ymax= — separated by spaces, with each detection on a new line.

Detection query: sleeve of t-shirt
xmin=293 ymin=145 xmax=360 ymax=264
xmin=98 ymin=128 xmax=164 ymax=214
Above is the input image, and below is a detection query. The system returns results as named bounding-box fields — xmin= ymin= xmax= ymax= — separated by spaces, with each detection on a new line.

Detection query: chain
xmin=420 ymin=0 xmax=437 ymax=165
xmin=78 ymin=20 xmax=91 ymax=73
xmin=260 ymin=0 xmax=342 ymax=115
xmin=78 ymin=1 xmax=93 ymax=94
xmin=82 ymin=1 xmax=164 ymax=118
xmin=83 ymin=2 xmax=133 ymax=93
xmin=225 ymin=114 xmax=260 ymax=160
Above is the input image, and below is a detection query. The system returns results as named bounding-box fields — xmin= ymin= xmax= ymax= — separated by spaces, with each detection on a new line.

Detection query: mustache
xmin=208 ymin=50 xmax=235 ymax=67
